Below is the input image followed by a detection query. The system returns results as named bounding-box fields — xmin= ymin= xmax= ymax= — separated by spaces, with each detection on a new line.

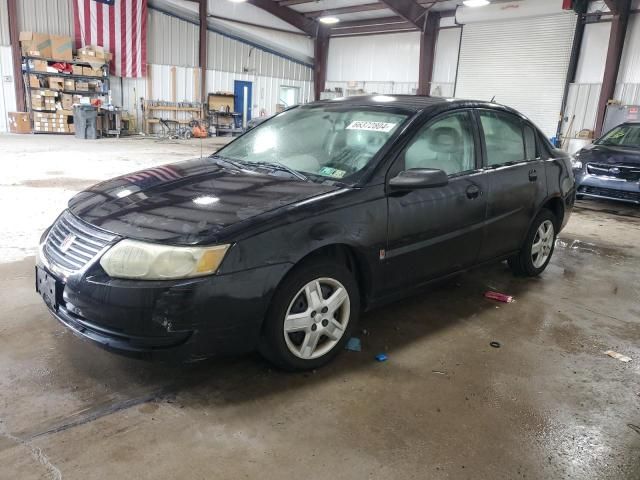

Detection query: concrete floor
xmin=0 ymin=134 xmax=639 ymax=479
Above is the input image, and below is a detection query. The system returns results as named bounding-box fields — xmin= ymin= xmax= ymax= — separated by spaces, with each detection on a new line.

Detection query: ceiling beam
xmin=377 ymin=0 xmax=428 ymax=29
xmin=603 ymin=0 xmax=619 ymax=13
xmin=246 ymin=0 xmax=318 ymax=36
xmin=331 ymin=21 xmax=417 ymax=36
xmin=304 ymin=3 xmax=388 ymax=18
xmin=334 ymin=16 xmax=408 ymax=28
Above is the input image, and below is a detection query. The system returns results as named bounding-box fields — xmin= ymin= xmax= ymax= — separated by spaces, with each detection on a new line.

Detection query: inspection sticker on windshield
xmin=346 ymin=121 xmax=397 ymax=133
xmin=319 ymin=167 xmax=347 ymax=178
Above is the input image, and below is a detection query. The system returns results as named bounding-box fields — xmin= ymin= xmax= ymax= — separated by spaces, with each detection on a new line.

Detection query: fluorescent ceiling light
xmin=227 ymin=0 xmax=247 ymax=3
xmin=463 ymin=0 xmax=490 ymax=7
xmin=319 ymin=16 xmax=340 ymax=24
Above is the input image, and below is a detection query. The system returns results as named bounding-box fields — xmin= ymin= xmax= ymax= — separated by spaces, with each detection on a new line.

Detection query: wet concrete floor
xmin=0 ymin=134 xmax=639 ymax=479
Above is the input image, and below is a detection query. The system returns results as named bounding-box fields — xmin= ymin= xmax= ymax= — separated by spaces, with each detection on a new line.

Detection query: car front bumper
xmin=35 ymin=260 xmax=292 ymax=361
xmin=575 ymin=171 xmax=640 ymax=204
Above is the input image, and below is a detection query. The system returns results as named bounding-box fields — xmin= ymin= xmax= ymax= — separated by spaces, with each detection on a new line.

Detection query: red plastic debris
xmin=51 ymin=62 xmax=73 ymax=74
xmin=484 ymin=291 xmax=514 ymax=303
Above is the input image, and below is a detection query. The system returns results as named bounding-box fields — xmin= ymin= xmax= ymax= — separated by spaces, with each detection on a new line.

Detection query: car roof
xmin=307 ymin=94 xmax=525 ymax=117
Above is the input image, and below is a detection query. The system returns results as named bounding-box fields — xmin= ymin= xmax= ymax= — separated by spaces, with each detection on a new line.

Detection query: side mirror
xmin=388 ymin=168 xmax=449 ymax=191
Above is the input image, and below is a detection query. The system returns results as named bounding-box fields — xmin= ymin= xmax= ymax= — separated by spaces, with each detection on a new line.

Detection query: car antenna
xmin=490 ymin=95 xmax=496 ymax=103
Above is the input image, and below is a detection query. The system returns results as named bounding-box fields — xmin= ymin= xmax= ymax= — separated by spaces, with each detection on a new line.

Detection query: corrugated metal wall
xmin=17 ymin=0 xmax=74 ymax=37
xmin=147 ymin=9 xmax=312 ymax=81
xmin=431 ymin=27 xmax=461 ymax=98
xmin=148 ymin=9 xmax=199 ymax=67
xmin=561 ymin=13 xmax=640 ymax=152
xmin=324 ymin=80 xmax=417 ymax=96
xmin=327 ymin=32 xmax=420 ymax=83
xmin=0 ymin=46 xmax=17 ymax=132
xmin=0 ymin=0 xmax=9 ymax=46
xmin=111 ymin=64 xmax=313 ymax=133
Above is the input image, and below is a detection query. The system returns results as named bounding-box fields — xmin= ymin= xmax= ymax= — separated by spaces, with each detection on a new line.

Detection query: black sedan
xmin=36 ymin=96 xmax=575 ymax=370
xmin=573 ymin=122 xmax=640 ymax=204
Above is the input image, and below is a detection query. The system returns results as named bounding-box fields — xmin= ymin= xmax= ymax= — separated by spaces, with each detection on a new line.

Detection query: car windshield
xmin=216 ymin=106 xmax=408 ymax=182
xmin=596 ymin=124 xmax=640 ymax=148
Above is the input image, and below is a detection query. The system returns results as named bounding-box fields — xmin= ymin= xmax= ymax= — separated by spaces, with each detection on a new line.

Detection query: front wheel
xmin=259 ymin=259 xmax=359 ymax=371
xmin=508 ymin=209 xmax=557 ymax=277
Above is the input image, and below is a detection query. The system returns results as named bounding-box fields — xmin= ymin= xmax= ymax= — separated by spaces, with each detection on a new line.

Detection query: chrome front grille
xmin=43 ymin=211 xmax=118 ymax=273
xmin=586 ymin=163 xmax=640 ymax=181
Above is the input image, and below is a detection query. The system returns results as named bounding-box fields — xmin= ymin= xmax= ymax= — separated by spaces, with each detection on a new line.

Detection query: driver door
xmin=384 ymin=110 xmax=490 ymax=291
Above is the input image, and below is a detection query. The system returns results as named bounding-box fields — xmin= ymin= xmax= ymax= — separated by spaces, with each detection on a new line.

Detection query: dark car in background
xmin=36 ymin=96 xmax=575 ymax=370
xmin=573 ymin=122 xmax=640 ymax=204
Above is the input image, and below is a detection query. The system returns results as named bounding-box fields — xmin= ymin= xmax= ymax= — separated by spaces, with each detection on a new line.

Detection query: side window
xmin=403 ymin=112 xmax=475 ymax=176
xmin=479 ymin=111 xmax=525 ymax=166
xmin=524 ymin=124 xmax=537 ymax=160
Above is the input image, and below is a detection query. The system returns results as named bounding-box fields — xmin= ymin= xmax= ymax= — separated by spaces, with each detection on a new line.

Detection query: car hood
xmin=577 ymin=143 xmax=640 ymax=166
xmin=68 ymin=157 xmax=340 ymax=244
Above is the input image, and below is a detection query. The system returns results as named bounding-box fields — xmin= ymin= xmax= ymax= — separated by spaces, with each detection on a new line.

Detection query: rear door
xmin=384 ymin=110 xmax=490 ymax=291
xmin=476 ymin=110 xmax=547 ymax=261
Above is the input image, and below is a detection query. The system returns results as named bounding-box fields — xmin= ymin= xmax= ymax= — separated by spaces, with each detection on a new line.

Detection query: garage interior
xmin=1 ymin=0 xmax=639 ymax=478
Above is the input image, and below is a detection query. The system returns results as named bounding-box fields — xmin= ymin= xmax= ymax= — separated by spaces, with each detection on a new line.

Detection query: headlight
xmin=100 ymin=240 xmax=230 ymax=280
xmin=571 ymin=158 xmax=583 ymax=169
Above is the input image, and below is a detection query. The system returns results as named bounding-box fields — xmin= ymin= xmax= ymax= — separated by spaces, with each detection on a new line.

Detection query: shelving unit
xmin=143 ymin=101 xmax=203 ymax=135
xmin=23 ymin=55 xmax=110 ymax=134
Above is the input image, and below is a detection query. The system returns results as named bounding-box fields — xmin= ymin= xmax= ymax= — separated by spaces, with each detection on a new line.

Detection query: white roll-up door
xmin=455 ymin=13 xmax=577 ymax=138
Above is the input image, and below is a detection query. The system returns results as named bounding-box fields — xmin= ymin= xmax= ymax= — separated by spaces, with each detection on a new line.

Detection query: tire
xmin=508 ymin=209 xmax=557 ymax=277
xmin=259 ymin=259 xmax=360 ymax=371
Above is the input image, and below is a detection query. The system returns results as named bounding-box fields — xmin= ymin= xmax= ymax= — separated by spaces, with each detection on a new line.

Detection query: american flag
xmin=73 ymin=0 xmax=147 ymax=78
xmin=124 ymin=166 xmax=183 ymax=188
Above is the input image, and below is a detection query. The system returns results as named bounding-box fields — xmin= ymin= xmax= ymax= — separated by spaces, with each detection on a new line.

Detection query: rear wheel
xmin=508 ymin=209 xmax=557 ymax=277
xmin=259 ymin=259 xmax=359 ymax=371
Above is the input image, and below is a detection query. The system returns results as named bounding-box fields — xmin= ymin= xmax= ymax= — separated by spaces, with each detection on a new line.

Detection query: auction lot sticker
xmin=346 ymin=121 xmax=397 ymax=133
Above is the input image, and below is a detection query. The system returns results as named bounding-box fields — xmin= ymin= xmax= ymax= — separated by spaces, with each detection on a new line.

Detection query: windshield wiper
xmin=211 ymin=155 xmax=249 ymax=171
xmin=252 ymin=161 xmax=308 ymax=182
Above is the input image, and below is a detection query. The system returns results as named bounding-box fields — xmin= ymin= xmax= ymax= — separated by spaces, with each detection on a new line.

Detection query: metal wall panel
xmin=148 ymin=9 xmax=198 ymax=67
xmin=206 ymin=29 xmax=312 ymax=82
xmin=324 ymin=81 xmax=418 ymax=96
xmin=0 ymin=0 xmax=9 ymax=46
xmin=574 ymin=21 xmax=610 ymax=84
xmin=327 ymin=32 xmax=421 ymax=83
xmin=111 ymin=64 xmax=313 ymax=133
xmin=431 ymin=27 xmax=461 ymax=97
xmin=0 ymin=45 xmax=17 ymax=132
xmin=619 ymin=13 xmax=640 ymax=84
xmin=17 ymin=0 xmax=73 ymax=37
xmin=456 ymin=13 xmax=577 ymax=138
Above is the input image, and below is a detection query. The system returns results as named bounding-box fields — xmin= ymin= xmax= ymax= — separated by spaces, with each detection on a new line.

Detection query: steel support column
xmin=594 ymin=0 xmax=631 ymax=136
xmin=314 ymin=27 xmax=330 ymax=101
xmin=7 ymin=0 xmax=25 ymax=112
xmin=199 ymin=0 xmax=208 ymax=109
xmin=417 ymin=12 xmax=439 ymax=96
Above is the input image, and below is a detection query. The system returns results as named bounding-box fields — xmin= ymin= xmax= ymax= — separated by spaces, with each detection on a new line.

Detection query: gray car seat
xmin=405 ymin=126 xmax=464 ymax=174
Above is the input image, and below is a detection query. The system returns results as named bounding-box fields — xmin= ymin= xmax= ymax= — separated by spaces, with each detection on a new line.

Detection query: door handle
xmin=466 ymin=184 xmax=480 ymax=199
xmin=529 ymin=169 xmax=538 ymax=181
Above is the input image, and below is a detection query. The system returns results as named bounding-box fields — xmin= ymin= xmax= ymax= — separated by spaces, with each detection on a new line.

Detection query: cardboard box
xmin=29 ymin=74 xmax=41 ymax=88
xmin=64 ymin=79 xmax=75 ymax=91
xmin=88 ymin=81 xmax=101 ymax=92
xmin=72 ymin=65 xmax=83 ymax=75
xmin=31 ymin=59 xmax=48 ymax=72
xmin=48 ymin=77 xmax=64 ymax=90
xmin=50 ymin=35 xmax=73 ymax=61
xmin=8 ymin=112 xmax=31 ymax=134
xmin=75 ymin=82 xmax=89 ymax=92
xmin=69 ymin=123 xmax=76 ymax=134
xmin=73 ymin=95 xmax=83 ymax=104
xmin=20 ymin=32 xmax=52 ymax=58
xmin=61 ymin=94 xmax=73 ymax=110
xmin=85 ymin=66 xmax=103 ymax=77
xmin=78 ymin=45 xmax=112 ymax=63
xmin=31 ymin=96 xmax=44 ymax=110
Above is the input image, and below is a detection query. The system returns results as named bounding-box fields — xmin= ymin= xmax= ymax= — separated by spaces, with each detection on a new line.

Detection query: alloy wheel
xmin=283 ymin=277 xmax=350 ymax=360
xmin=531 ymin=219 xmax=554 ymax=268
